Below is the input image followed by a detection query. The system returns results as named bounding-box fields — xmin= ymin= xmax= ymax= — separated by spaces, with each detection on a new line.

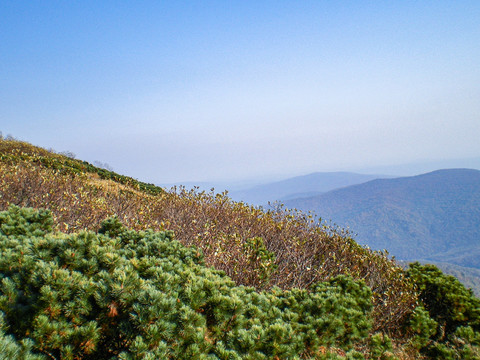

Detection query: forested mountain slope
xmin=228 ymin=172 xmax=387 ymax=206
xmin=286 ymin=169 xmax=480 ymax=264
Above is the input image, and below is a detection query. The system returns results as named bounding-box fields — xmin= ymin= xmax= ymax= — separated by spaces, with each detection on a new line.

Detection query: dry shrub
xmin=0 ymin=139 xmax=416 ymax=337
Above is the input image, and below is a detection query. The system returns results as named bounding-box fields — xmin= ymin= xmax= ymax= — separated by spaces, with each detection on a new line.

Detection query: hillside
xmin=0 ymin=139 xmax=415 ymax=332
xmin=285 ymin=169 xmax=480 ymax=266
xmin=228 ymin=172 xmax=387 ymax=206
xmin=2 ymin=138 xmax=480 ymax=359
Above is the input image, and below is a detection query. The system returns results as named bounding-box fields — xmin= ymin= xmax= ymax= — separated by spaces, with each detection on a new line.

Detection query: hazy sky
xmin=1 ymin=1 xmax=479 ymax=183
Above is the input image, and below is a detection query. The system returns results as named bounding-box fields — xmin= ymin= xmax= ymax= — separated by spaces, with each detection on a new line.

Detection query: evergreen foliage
xmin=406 ymin=263 xmax=480 ymax=358
xmin=0 ymin=206 xmax=385 ymax=359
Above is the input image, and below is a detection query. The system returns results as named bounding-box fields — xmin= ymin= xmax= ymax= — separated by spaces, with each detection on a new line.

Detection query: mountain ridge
xmin=285 ymin=168 xmax=480 ymax=264
xmin=228 ymin=171 xmax=390 ymax=205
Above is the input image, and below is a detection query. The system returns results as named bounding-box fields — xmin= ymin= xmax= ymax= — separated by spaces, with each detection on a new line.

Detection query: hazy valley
xmin=223 ymin=169 xmax=480 ymax=294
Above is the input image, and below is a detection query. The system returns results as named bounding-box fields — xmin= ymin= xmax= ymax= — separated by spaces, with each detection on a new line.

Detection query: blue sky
xmin=1 ymin=1 xmax=479 ymax=183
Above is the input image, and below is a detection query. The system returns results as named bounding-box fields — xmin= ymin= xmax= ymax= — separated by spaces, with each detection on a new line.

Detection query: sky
xmin=1 ymin=1 xmax=480 ymax=184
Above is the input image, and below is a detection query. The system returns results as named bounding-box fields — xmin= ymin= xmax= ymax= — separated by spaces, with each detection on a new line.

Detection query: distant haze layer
xmin=1 ymin=2 xmax=479 ymax=183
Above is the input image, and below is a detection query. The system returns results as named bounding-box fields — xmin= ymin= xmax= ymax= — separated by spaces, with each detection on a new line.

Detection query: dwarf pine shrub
xmin=0 ymin=206 xmax=384 ymax=359
xmin=406 ymin=263 xmax=480 ymax=359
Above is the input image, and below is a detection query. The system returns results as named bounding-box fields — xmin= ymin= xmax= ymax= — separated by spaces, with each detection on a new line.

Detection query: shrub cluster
xmin=0 ymin=139 xmax=416 ymax=336
xmin=0 ymin=206 xmax=384 ymax=359
xmin=405 ymin=263 xmax=480 ymax=359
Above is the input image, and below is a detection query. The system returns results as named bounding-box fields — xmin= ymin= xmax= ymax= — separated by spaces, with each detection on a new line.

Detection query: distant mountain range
xmin=226 ymin=168 xmax=480 ymax=293
xmin=228 ymin=172 xmax=389 ymax=205
xmin=164 ymin=168 xmax=480 ymax=292
xmin=283 ymin=169 xmax=480 ymax=266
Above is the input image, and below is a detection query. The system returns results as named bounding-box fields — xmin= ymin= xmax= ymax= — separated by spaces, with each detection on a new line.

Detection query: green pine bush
xmin=406 ymin=262 xmax=480 ymax=359
xmin=0 ymin=313 xmax=44 ymax=360
xmin=0 ymin=206 xmax=381 ymax=359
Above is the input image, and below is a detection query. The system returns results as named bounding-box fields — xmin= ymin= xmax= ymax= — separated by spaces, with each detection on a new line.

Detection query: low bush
xmin=405 ymin=263 xmax=480 ymax=359
xmin=0 ymin=206 xmax=385 ymax=359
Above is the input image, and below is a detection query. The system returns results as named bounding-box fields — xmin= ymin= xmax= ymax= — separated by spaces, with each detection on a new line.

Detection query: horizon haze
xmin=1 ymin=2 xmax=479 ymax=183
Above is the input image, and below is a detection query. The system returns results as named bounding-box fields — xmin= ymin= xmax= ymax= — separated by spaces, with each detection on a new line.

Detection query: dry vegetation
xmin=0 ymin=139 xmax=417 ymax=340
